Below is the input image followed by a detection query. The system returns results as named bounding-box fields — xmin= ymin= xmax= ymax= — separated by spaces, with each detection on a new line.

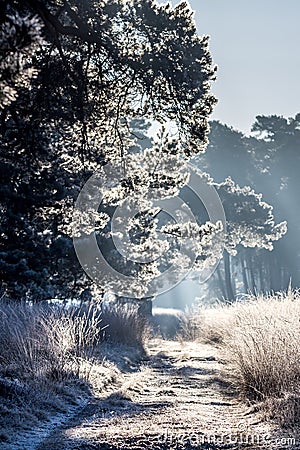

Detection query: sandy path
xmin=36 ymin=340 xmax=298 ymax=450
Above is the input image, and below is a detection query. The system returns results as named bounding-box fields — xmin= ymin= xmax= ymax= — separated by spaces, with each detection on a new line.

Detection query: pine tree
xmin=0 ymin=0 xmax=218 ymax=300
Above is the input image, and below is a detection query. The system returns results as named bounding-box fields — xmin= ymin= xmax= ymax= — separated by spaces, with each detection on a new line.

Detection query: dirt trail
xmin=36 ymin=340 xmax=296 ymax=450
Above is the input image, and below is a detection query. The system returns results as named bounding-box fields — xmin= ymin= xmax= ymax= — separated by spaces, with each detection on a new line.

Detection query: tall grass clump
xmin=0 ymin=300 xmax=104 ymax=442
xmin=189 ymin=292 xmax=300 ymax=427
xmin=224 ymin=292 xmax=300 ymax=427
xmin=179 ymin=303 xmax=233 ymax=343
xmin=0 ymin=298 xmax=151 ymax=443
xmin=100 ymin=302 xmax=150 ymax=349
xmin=0 ymin=301 xmax=102 ymax=382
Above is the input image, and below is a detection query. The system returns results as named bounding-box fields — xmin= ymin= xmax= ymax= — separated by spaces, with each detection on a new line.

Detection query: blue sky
xmin=165 ymin=0 xmax=300 ymax=134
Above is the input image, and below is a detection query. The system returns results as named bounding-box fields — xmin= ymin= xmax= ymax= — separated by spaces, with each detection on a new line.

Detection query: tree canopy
xmin=0 ymin=0 xmax=219 ymax=300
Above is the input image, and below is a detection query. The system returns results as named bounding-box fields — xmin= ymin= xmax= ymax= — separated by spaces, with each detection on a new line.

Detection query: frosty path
xmin=31 ymin=339 xmax=296 ymax=450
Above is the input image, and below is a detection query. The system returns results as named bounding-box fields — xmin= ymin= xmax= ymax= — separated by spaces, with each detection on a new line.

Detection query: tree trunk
xmin=240 ymin=253 xmax=249 ymax=293
xmin=115 ymin=295 xmax=153 ymax=319
xmin=216 ymin=265 xmax=227 ymax=300
xmin=224 ymin=250 xmax=235 ymax=301
xmin=268 ymin=251 xmax=280 ymax=292
xmin=247 ymin=253 xmax=257 ymax=295
xmin=258 ymin=261 xmax=265 ymax=294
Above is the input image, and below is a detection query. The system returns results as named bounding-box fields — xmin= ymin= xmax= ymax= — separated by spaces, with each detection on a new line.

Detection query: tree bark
xmin=216 ymin=265 xmax=227 ymax=300
xmin=258 ymin=261 xmax=265 ymax=294
xmin=240 ymin=252 xmax=249 ymax=293
xmin=224 ymin=250 xmax=235 ymax=301
xmin=247 ymin=253 xmax=257 ymax=295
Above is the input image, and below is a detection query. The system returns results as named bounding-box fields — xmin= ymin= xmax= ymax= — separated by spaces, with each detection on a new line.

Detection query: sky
xmin=165 ymin=0 xmax=300 ymax=135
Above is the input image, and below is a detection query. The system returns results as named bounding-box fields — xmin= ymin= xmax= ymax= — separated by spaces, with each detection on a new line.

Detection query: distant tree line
xmin=195 ymin=115 xmax=300 ymax=300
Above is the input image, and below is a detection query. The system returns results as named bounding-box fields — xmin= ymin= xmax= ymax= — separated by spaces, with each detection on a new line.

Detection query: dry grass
xmin=0 ymin=301 xmax=102 ymax=381
xmin=225 ymin=292 xmax=300 ymax=428
xmin=179 ymin=303 xmax=232 ymax=343
xmin=0 ymin=301 xmax=104 ymax=442
xmin=0 ymin=299 xmax=148 ymax=443
xmin=100 ymin=302 xmax=150 ymax=349
xmin=182 ymin=292 xmax=300 ymax=428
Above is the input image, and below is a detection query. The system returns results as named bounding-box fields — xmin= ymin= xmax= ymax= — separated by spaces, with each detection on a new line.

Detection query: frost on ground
xmin=0 ymin=398 xmax=88 ymax=450
xmin=14 ymin=339 xmax=297 ymax=450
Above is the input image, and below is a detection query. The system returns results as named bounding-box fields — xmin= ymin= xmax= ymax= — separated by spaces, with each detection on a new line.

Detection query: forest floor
xmin=5 ymin=339 xmax=300 ymax=450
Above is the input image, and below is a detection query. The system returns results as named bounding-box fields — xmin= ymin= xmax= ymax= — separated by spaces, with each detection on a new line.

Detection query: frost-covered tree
xmin=180 ymin=165 xmax=287 ymax=300
xmin=1 ymin=0 xmax=219 ymax=300
xmin=194 ymin=121 xmax=253 ymax=186
xmin=193 ymin=118 xmax=298 ymax=299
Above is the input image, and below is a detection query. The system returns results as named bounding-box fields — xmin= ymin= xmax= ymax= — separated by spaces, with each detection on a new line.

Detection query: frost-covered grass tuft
xmin=0 ymin=301 xmax=103 ymax=441
xmin=0 ymin=299 xmax=148 ymax=443
xmin=100 ymin=302 xmax=150 ymax=348
xmin=0 ymin=301 xmax=102 ymax=381
xmin=183 ymin=292 xmax=300 ymax=427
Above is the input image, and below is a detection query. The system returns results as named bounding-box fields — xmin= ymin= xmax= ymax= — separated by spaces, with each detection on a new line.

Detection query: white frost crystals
xmin=73 ymin=156 xmax=226 ymax=299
